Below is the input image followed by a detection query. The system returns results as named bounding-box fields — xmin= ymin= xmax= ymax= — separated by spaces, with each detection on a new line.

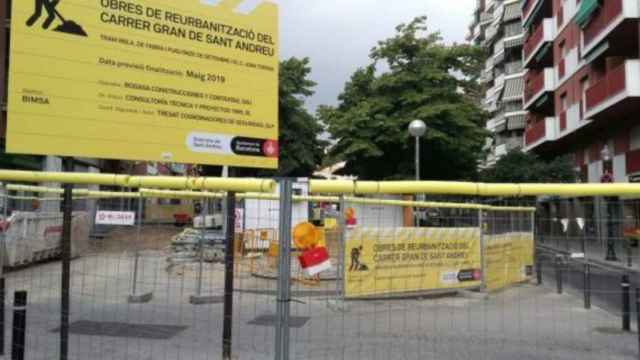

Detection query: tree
xmin=321 ymin=16 xmax=489 ymax=180
xmin=276 ymin=57 xmax=326 ymax=177
xmin=480 ymin=150 xmax=576 ymax=183
xmin=227 ymin=57 xmax=325 ymax=178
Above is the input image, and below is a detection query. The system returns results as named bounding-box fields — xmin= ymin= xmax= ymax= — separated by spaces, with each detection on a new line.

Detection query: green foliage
xmin=321 ymin=16 xmax=489 ymax=180
xmin=205 ymin=58 xmax=325 ymax=178
xmin=275 ymin=57 xmax=326 ymax=177
xmin=480 ymin=150 xmax=576 ymax=183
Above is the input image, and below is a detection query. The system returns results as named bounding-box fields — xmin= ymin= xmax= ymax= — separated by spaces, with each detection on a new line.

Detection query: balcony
xmin=505 ymin=61 xmax=524 ymax=75
xmin=524 ymin=68 xmax=555 ymax=111
xmin=479 ymin=11 xmax=493 ymax=25
xmin=523 ymin=0 xmax=552 ymax=29
xmin=487 ymin=116 xmax=506 ymax=133
xmin=484 ymin=23 xmax=498 ymax=44
xmin=585 ymin=60 xmax=640 ymax=121
xmin=523 ymin=0 xmax=542 ymax=26
xmin=582 ymin=0 xmax=640 ymax=57
xmin=555 ymin=103 xmax=592 ymax=140
xmin=524 ymin=115 xmax=558 ymax=151
xmin=524 ymin=18 xmax=555 ymax=68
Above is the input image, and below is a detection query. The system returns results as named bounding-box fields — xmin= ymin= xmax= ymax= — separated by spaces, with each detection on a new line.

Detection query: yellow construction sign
xmin=483 ymin=233 xmax=534 ymax=291
xmin=344 ymin=228 xmax=482 ymax=298
xmin=8 ymin=0 xmax=279 ymax=168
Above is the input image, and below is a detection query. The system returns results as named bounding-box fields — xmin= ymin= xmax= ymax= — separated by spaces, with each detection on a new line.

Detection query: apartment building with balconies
xmin=523 ymin=0 xmax=640 ymax=183
xmin=469 ymin=0 xmax=527 ymax=168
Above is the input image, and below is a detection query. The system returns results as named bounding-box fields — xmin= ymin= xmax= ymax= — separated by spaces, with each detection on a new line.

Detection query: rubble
xmin=167 ymin=228 xmax=226 ymax=266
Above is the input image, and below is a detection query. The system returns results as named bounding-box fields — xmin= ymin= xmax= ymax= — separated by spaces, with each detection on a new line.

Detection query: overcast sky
xmin=210 ymin=0 xmax=476 ymax=111
xmin=274 ymin=0 xmax=476 ymax=112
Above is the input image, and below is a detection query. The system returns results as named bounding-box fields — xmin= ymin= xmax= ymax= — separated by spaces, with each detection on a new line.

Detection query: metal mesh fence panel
xmin=0 ymin=186 xmax=639 ymax=359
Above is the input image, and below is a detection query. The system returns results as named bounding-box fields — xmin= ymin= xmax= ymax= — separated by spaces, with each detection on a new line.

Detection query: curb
xmin=537 ymin=244 xmax=640 ymax=275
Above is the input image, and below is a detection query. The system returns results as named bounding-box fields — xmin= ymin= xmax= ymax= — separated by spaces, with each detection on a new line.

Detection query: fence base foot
xmin=459 ymin=289 xmax=489 ymax=300
xmin=189 ymin=294 xmax=224 ymax=305
xmin=127 ymin=292 xmax=153 ymax=303
xmin=327 ymin=299 xmax=349 ymax=313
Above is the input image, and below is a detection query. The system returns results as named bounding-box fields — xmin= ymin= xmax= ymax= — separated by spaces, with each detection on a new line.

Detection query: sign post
xmin=128 ymin=198 xmax=152 ymax=303
xmin=222 ymin=192 xmax=237 ymax=360
xmin=60 ymin=157 xmax=73 ymax=360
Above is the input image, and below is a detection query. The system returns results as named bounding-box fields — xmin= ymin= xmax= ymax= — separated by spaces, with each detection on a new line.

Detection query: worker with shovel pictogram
xmin=25 ymin=0 xmax=88 ymax=37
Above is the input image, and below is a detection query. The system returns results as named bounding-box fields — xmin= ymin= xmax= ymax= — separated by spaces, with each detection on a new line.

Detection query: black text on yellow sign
xmin=8 ymin=0 xmax=279 ymax=168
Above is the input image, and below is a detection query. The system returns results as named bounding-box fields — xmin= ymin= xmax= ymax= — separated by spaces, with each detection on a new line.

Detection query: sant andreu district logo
xmin=25 ymin=0 xmax=88 ymax=37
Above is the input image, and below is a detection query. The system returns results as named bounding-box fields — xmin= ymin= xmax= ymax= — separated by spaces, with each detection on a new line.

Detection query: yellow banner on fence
xmin=8 ymin=0 xmax=278 ymax=168
xmin=483 ymin=232 xmax=534 ymax=291
xmin=344 ymin=228 xmax=482 ymax=298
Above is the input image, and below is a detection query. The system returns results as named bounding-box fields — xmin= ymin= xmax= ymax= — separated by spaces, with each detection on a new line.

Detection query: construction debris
xmin=167 ymin=228 xmax=226 ymax=266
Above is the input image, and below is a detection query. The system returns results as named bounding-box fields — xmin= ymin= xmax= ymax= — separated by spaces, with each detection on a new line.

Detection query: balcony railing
xmin=480 ymin=11 xmax=493 ymax=24
xmin=585 ymin=63 xmax=627 ymax=110
xmin=525 ymin=116 xmax=546 ymax=145
xmin=583 ymin=0 xmax=623 ymax=46
xmin=505 ymin=61 xmax=524 ymax=75
xmin=525 ymin=71 xmax=544 ymax=103
xmin=524 ymin=22 xmax=544 ymax=60
xmin=505 ymin=137 xmax=523 ymax=150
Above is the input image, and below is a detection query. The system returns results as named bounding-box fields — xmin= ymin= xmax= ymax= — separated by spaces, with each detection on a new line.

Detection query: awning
xmin=534 ymin=93 xmax=550 ymax=108
xmin=507 ymin=115 xmax=527 ymax=130
xmin=575 ymin=0 xmax=600 ymax=28
xmin=583 ymin=41 xmax=609 ymax=64
xmin=523 ymin=0 xmax=544 ymax=29
xmin=503 ymin=3 xmax=522 ymax=22
xmin=534 ymin=43 xmax=552 ymax=62
xmin=504 ymin=35 xmax=524 ymax=49
xmin=501 ymin=76 xmax=524 ymax=101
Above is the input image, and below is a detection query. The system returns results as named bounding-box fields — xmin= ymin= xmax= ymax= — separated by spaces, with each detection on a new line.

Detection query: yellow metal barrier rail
xmin=0 ymin=170 xmax=275 ymax=193
xmin=3 ymin=183 xmax=535 ymax=212
xmin=309 ymin=180 xmax=640 ymax=197
xmin=5 ymin=170 xmax=637 ymax=197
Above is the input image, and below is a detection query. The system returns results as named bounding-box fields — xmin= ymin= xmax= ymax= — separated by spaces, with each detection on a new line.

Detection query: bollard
xmin=635 ymin=288 xmax=639 ymax=359
xmin=11 ymin=291 xmax=27 ymax=360
xmin=536 ymin=257 xmax=542 ymax=285
xmin=0 ymin=277 xmax=5 ymax=355
xmin=628 ymin=240 xmax=633 ymax=268
xmin=555 ymin=256 xmax=563 ymax=294
xmin=583 ymin=263 xmax=591 ymax=309
xmin=622 ymin=274 xmax=631 ymax=332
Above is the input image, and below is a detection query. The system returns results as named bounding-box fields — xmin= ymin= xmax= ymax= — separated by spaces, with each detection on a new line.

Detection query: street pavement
xmin=0 ymin=252 xmax=635 ymax=360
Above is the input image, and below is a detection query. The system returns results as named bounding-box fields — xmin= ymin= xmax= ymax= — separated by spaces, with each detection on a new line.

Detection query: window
xmin=580 ymin=76 xmax=590 ymax=118
xmin=560 ymin=92 xmax=568 ymax=111
xmin=504 ymin=22 xmax=522 ymax=37
xmin=504 ymin=100 xmax=523 ymax=113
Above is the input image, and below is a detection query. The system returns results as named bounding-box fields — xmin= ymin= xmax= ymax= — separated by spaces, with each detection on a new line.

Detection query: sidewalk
xmin=538 ymin=235 xmax=640 ymax=274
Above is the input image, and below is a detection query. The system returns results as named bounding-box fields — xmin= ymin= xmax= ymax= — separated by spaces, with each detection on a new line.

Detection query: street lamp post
xmin=408 ymin=120 xmax=426 ymax=226
xmin=408 ymin=120 xmax=426 ymax=181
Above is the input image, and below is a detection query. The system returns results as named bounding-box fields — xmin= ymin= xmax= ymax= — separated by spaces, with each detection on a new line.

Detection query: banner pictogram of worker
xmin=25 ymin=0 xmax=88 ymax=36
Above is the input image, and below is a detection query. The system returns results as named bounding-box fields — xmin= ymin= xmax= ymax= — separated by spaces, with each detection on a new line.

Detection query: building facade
xmin=523 ymin=0 xmax=640 ymax=183
xmin=469 ymin=0 xmax=527 ymax=167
